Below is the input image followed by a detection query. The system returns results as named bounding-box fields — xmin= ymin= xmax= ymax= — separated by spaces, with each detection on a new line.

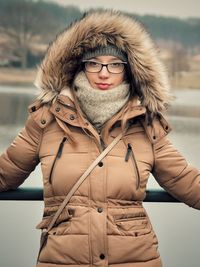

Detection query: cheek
xmin=85 ymin=73 xmax=95 ymax=85
xmin=114 ymin=74 xmax=125 ymax=86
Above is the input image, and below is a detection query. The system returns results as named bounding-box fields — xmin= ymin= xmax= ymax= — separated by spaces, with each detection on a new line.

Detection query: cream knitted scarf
xmin=74 ymin=71 xmax=130 ymax=130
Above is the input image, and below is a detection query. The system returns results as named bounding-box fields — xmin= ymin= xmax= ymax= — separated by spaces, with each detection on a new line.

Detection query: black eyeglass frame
xmin=82 ymin=60 xmax=128 ymax=74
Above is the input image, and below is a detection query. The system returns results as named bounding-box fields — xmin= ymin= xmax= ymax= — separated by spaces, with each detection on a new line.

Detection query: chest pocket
xmin=109 ymin=124 xmax=144 ymax=189
xmin=108 ymin=122 xmax=153 ymax=193
xmin=124 ymin=143 xmax=140 ymax=190
xmin=109 ymin=123 xmax=144 ymax=155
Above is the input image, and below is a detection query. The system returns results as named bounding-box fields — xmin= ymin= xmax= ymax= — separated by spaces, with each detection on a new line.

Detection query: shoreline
xmin=1 ymin=67 xmax=200 ymax=89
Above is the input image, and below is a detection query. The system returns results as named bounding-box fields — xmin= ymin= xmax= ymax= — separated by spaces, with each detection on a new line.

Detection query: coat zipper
xmin=100 ymin=136 xmax=106 ymax=152
xmin=49 ymin=137 xmax=67 ymax=184
xmin=125 ymin=143 xmax=140 ymax=190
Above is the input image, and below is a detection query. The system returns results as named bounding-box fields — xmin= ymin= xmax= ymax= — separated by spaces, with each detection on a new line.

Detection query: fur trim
xmin=35 ymin=9 xmax=172 ymax=113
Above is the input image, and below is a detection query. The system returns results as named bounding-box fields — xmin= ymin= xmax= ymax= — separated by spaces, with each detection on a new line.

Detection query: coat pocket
xmin=36 ymin=207 xmax=75 ymax=234
xmin=114 ymin=212 xmax=151 ymax=237
xmin=36 ymin=207 xmax=75 ymax=263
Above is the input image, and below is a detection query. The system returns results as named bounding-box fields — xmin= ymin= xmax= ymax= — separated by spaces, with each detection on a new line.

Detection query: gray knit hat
xmin=82 ymin=44 xmax=127 ymax=62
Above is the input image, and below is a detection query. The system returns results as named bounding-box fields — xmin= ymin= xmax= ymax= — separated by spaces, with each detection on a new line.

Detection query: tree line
xmin=136 ymin=14 xmax=200 ymax=48
xmin=0 ymin=0 xmax=199 ymax=69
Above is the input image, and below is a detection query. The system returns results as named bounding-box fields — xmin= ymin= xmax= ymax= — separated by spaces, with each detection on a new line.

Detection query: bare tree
xmin=0 ymin=0 xmax=61 ymax=69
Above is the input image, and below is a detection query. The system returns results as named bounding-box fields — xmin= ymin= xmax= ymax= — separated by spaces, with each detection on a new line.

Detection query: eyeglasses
xmin=82 ymin=60 xmax=127 ymax=74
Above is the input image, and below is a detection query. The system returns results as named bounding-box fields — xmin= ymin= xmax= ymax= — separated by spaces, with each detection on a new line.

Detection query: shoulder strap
xmin=46 ymin=128 xmax=127 ymax=233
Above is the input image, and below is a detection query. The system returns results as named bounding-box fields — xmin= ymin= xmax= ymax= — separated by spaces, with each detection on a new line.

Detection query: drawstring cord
xmin=49 ymin=137 xmax=67 ymax=184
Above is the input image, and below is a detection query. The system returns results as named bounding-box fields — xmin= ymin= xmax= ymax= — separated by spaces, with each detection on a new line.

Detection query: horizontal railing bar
xmin=0 ymin=188 xmax=180 ymax=202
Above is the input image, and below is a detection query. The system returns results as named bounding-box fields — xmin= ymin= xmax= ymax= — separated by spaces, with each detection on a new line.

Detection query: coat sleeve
xmin=152 ymin=136 xmax=200 ymax=210
xmin=0 ymin=115 xmax=43 ymax=192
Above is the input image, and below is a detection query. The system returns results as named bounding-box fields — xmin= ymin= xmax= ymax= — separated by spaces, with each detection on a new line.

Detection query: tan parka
xmin=0 ymin=10 xmax=200 ymax=267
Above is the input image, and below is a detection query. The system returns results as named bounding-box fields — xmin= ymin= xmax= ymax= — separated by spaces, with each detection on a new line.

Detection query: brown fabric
xmin=0 ymin=9 xmax=200 ymax=267
xmin=0 ymin=95 xmax=200 ymax=267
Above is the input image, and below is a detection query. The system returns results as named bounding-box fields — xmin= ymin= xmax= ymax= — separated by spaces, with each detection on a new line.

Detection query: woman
xmin=0 ymin=9 xmax=200 ymax=267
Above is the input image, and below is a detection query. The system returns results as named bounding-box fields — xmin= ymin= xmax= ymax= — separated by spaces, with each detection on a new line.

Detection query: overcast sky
xmin=51 ymin=0 xmax=200 ymax=18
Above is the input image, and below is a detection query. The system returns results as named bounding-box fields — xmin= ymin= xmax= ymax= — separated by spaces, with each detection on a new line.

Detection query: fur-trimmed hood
xmin=35 ymin=9 xmax=172 ymax=114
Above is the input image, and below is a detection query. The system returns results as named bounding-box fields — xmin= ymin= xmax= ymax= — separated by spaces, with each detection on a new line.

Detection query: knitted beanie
xmin=82 ymin=44 xmax=127 ymax=62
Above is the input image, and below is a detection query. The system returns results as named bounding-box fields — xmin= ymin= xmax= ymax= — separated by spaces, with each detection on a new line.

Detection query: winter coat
xmin=0 ymin=10 xmax=200 ymax=267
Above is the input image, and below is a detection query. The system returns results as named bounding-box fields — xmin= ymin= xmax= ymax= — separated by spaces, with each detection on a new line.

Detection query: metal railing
xmin=0 ymin=188 xmax=179 ymax=202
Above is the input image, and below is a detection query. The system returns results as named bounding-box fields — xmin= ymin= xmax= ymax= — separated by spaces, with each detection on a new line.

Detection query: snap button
xmin=97 ymin=207 xmax=103 ymax=213
xmin=41 ymin=119 xmax=46 ymax=125
xmin=69 ymin=114 xmax=75 ymax=120
xmin=99 ymin=254 xmax=105 ymax=260
xmin=55 ymin=107 xmax=60 ymax=112
xmin=98 ymin=162 xmax=103 ymax=167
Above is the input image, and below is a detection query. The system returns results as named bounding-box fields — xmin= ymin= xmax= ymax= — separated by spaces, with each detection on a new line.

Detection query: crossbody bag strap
xmin=46 ymin=127 xmax=127 ymax=233
xmin=37 ymin=127 xmax=128 ymax=262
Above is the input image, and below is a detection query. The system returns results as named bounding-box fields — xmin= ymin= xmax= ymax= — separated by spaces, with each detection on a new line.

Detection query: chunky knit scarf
xmin=74 ymin=71 xmax=130 ymax=130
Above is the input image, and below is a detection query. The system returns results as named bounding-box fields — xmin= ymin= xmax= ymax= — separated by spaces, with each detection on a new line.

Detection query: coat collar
xmin=28 ymin=93 xmax=170 ymax=149
xmin=49 ymin=91 xmax=146 ymax=146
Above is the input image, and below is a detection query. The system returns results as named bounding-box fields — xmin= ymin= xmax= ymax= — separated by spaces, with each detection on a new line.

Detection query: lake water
xmin=0 ymin=87 xmax=200 ymax=267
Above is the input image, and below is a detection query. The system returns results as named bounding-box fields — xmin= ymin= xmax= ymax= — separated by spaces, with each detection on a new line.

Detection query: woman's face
xmin=84 ymin=55 xmax=126 ymax=90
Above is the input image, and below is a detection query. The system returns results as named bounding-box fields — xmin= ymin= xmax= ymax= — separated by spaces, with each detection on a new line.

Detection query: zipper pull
xmin=125 ymin=143 xmax=132 ymax=161
xmin=57 ymin=137 xmax=67 ymax=158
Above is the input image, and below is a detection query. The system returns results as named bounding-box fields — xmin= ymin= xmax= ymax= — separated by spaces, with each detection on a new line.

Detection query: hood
xmin=35 ymin=9 xmax=172 ymax=114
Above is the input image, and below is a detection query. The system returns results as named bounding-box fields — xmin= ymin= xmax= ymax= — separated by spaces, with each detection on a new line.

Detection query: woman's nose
xmin=99 ymin=66 xmax=110 ymax=78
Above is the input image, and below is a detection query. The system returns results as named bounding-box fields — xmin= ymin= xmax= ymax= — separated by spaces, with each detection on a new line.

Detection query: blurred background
xmin=0 ymin=0 xmax=200 ymax=266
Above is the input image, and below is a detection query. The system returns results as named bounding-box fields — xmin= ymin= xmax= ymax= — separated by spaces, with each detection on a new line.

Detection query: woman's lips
xmin=95 ymin=83 xmax=111 ymax=90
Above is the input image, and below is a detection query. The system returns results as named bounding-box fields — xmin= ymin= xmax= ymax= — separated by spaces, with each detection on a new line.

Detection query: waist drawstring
xmin=125 ymin=143 xmax=141 ymax=190
xmin=49 ymin=137 xmax=67 ymax=184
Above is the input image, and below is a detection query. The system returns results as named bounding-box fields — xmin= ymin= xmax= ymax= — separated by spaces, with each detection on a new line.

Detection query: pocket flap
xmin=113 ymin=211 xmax=146 ymax=221
xmin=36 ymin=207 xmax=75 ymax=229
xmin=36 ymin=216 xmax=52 ymax=229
